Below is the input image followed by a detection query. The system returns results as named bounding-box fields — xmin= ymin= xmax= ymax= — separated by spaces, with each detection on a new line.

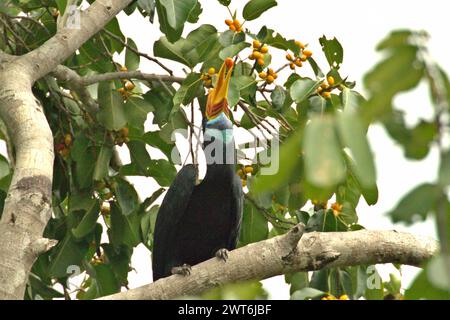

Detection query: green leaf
xmin=158 ymin=0 xmax=197 ymax=30
xmin=0 ymin=154 xmax=10 ymax=181
xmin=404 ymin=121 xmax=437 ymax=160
xmin=72 ymin=200 xmax=100 ymax=239
xmin=319 ymin=36 xmax=344 ymax=69
xmin=125 ymin=96 xmax=154 ymax=129
xmin=304 ymin=116 xmax=346 ymax=188
xmin=113 ymin=178 xmax=140 ymax=216
xmin=376 ymin=30 xmax=414 ymax=51
xmin=239 ymin=201 xmax=268 ymax=246
xmin=291 ymin=287 xmax=324 ymax=300
xmin=243 ymin=0 xmax=278 ymax=21
xmin=290 ymin=78 xmax=322 ymax=104
xmin=153 ymin=36 xmax=191 ymax=66
xmin=336 ymin=112 xmax=377 ymax=199
xmin=48 ymin=234 xmax=89 ymax=278
xmin=125 ymin=38 xmax=140 ymax=71
xmin=405 ymin=265 xmax=450 ymax=300
xmin=257 ymin=27 xmax=298 ymax=53
xmin=217 ymin=0 xmax=231 ymax=5
xmin=154 ymin=25 xmax=217 ymax=67
xmin=219 ymin=30 xmax=245 ymax=47
xmin=173 ymin=73 xmax=202 ymax=108
xmin=388 ymin=183 xmax=441 ymax=224
xmin=93 ymin=145 xmax=113 ymax=181
xmin=108 ymin=202 xmax=141 ymax=249
xmin=363 ymin=45 xmax=424 ymax=121
xmin=252 ymin=129 xmax=302 ymax=193
xmin=341 ymin=89 xmax=365 ymax=112
xmin=438 ymin=151 xmax=450 ymax=187
xmin=127 ymin=140 xmax=152 ymax=175
xmin=219 ymin=42 xmax=250 ymax=60
xmin=97 ymin=81 xmax=127 ymax=131
xmin=89 ymin=264 xmax=120 ymax=297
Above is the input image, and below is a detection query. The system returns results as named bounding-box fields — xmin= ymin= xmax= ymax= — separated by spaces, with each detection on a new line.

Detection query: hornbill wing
xmin=152 ymin=164 xmax=197 ymax=280
xmin=228 ymin=174 xmax=244 ymax=248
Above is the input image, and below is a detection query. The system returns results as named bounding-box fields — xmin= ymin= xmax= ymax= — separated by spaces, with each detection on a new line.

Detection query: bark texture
xmin=0 ymin=0 xmax=133 ymax=300
xmin=100 ymin=227 xmax=438 ymax=300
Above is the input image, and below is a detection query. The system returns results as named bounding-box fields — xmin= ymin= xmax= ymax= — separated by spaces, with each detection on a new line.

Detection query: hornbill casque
xmin=152 ymin=58 xmax=244 ymax=281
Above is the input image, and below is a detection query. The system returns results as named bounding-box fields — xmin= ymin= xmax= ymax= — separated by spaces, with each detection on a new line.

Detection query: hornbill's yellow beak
xmin=206 ymin=58 xmax=234 ymax=120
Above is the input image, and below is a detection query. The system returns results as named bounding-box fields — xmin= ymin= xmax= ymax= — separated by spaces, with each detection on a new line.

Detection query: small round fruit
xmin=233 ymin=19 xmax=241 ymax=28
xmin=60 ymin=148 xmax=70 ymax=157
xmin=339 ymin=295 xmax=349 ymax=300
xmin=300 ymin=55 xmax=307 ymax=62
xmin=125 ymin=81 xmax=135 ymax=91
xmin=242 ymin=179 xmax=247 ymax=187
xmin=252 ymin=51 xmax=263 ymax=60
xmin=257 ymin=58 xmax=265 ymax=66
xmin=204 ymin=79 xmax=212 ymax=87
xmin=266 ymin=75 xmax=275 ymax=84
xmin=253 ymin=40 xmax=261 ymax=49
xmin=327 ymin=76 xmax=335 ymax=86
xmin=237 ymin=169 xmax=244 ymax=177
xmin=120 ymin=127 xmax=129 ymax=137
xmin=225 ymin=19 xmax=233 ymax=26
xmin=64 ymin=134 xmax=72 ymax=146
xmin=272 ymin=73 xmax=278 ymax=79
xmin=268 ymin=68 xmax=274 ymax=75
xmin=119 ymin=66 xmax=128 ymax=72
xmin=117 ymin=87 xmax=126 ymax=94
xmin=259 ymin=71 xmax=267 ymax=79
xmin=290 ymin=63 xmax=296 ymax=70
xmin=295 ymin=60 xmax=303 ymax=67
xmin=295 ymin=40 xmax=305 ymax=49
xmin=248 ymin=52 xmax=255 ymax=60
xmin=55 ymin=143 xmax=65 ymax=152
xmin=320 ymin=82 xmax=328 ymax=89
xmin=208 ymin=67 xmax=215 ymax=75
xmin=229 ymin=24 xmax=236 ymax=31
xmin=316 ymin=87 xmax=323 ymax=93
xmin=260 ymin=46 xmax=269 ymax=54
xmin=225 ymin=57 xmax=234 ymax=69
xmin=285 ymin=53 xmax=293 ymax=61
xmin=322 ymin=91 xmax=331 ymax=99
xmin=244 ymin=166 xmax=253 ymax=174
xmin=303 ymin=49 xmax=313 ymax=57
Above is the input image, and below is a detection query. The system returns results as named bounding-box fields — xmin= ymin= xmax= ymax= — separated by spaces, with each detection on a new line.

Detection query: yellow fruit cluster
xmin=321 ymin=294 xmax=349 ymax=300
xmin=316 ymin=76 xmax=335 ymax=99
xmin=237 ymin=165 xmax=253 ymax=187
xmin=249 ymin=40 xmax=269 ymax=66
xmin=56 ymin=133 xmax=73 ymax=157
xmin=115 ymin=127 xmax=129 ymax=146
xmin=259 ymin=68 xmax=278 ymax=84
xmin=285 ymin=40 xmax=312 ymax=70
xmin=117 ymin=66 xmax=135 ymax=100
xmin=201 ymin=67 xmax=216 ymax=88
xmin=225 ymin=19 xmax=242 ymax=32
xmin=331 ymin=202 xmax=343 ymax=217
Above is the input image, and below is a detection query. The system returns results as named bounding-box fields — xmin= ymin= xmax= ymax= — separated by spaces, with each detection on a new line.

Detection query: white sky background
xmin=2 ymin=0 xmax=448 ymax=300
xmin=112 ymin=0 xmax=450 ymax=299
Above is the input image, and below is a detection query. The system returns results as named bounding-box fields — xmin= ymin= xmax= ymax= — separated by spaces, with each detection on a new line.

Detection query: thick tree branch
xmin=0 ymin=0 xmax=133 ymax=300
xmin=24 ymin=0 xmax=133 ymax=82
xmin=100 ymin=228 xmax=438 ymax=300
xmin=81 ymin=70 xmax=184 ymax=85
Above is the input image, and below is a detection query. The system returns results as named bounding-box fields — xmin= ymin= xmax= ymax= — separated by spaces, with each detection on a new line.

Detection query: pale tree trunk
xmin=0 ymin=0 xmax=133 ymax=300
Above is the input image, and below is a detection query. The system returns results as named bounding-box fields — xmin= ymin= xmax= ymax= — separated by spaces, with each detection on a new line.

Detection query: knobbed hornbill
xmin=152 ymin=58 xmax=243 ymax=281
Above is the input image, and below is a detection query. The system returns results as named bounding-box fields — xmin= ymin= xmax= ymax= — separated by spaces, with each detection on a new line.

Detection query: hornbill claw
xmin=171 ymin=263 xmax=192 ymax=276
xmin=215 ymin=248 xmax=229 ymax=262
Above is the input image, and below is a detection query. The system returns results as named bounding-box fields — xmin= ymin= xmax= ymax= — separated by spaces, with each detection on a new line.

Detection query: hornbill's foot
xmin=215 ymin=248 xmax=229 ymax=262
xmin=171 ymin=264 xmax=192 ymax=276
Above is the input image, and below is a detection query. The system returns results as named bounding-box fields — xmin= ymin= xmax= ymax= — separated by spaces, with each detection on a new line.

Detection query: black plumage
xmin=152 ymin=115 xmax=243 ymax=281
